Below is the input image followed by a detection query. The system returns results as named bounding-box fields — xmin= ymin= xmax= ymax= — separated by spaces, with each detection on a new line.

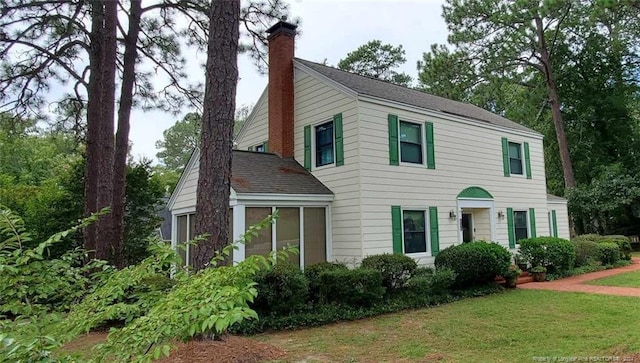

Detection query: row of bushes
xmin=516 ymin=235 xmax=632 ymax=277
xmin=243 ymin=242 xmax=513 ymax=333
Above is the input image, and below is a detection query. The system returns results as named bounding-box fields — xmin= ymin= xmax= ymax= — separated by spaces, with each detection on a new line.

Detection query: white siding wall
xmin=548 ymin=201 xmax=570 ymax=240
xmin=358 ymin=99 xmax=549 ymax=264
xmin=236 ymin=93 xmax=269 ymax=151
xmin=293 ymin=69 xmax=361 ymax=263
xmin=172 ymin=153 xmax=200 ymax=211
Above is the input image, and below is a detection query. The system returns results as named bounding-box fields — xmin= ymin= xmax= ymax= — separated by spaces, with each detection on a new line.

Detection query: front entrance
xmin=462 ymin=213 xmax=473 ymax=242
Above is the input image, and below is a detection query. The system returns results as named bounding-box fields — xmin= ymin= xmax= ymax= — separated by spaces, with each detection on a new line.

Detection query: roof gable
xmin=294 ymin=58 xmax=539 ymax=135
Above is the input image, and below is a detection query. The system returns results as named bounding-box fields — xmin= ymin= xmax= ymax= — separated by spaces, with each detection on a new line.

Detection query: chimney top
xmin=266 ymin=20 xmax=297 ymax=40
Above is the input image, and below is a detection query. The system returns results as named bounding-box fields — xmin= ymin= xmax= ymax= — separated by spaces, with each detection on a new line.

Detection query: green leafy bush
xmin=252 ymin=262 xmax=309 ymax=315
xmin=597 ymin=242 xmax=621 ymax=265
xmin=360 ymin=253 xmax=417 ymax=292
xmin=518 ymin=237 xmax=576 ymax=274
xmin=602 ymin=235 xmax=632 ymax=260
xmin=319 ymin=268 xmax=385 ymax=307
xmin=434 ymin=241 xmax=511 ymax=288
xmin=404 ymin=268 xmax=456 ymax=304
xmin=572 ymin=240 xmax=601 ymax=267
xmin=304 ymin=262 xmax=348 ymax=303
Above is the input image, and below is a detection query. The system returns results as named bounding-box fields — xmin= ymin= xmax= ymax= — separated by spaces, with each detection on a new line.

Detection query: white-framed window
xmin=255 ymin=144 xmax=265 ymax=152
xmin=399 ymin=120 xmax=424 ymax=165
xmin=176 ymin=211 xmax=233 ymax=267
xmin=513 ymin=210 xmax=529 ymax=242
xmin=508 ymin=142 xmax=524 ymax=175
xmin=314 ymin=120 xmax=335 ymax=167
xmin=402 ymin=209 xmax=428 ymax=254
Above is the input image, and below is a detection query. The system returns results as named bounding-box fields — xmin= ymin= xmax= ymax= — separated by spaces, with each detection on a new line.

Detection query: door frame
xmin=456 ymin=198 xmax=496 ymax=243
xmin=461 ymin=212 xmax=474 ymax=242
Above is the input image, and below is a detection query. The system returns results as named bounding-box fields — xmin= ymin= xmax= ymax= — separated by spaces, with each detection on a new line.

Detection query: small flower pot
xmin=532 ymin=272 xmax=547 ymax=282
xmin=505 ymin=278 xmax=518 ymax=288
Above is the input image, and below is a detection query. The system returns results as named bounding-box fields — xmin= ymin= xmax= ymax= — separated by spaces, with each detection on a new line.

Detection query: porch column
xmin=232 ymin=205 xmax=246 ymax=265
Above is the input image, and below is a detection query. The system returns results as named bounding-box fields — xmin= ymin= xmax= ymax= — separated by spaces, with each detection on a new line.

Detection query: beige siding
xmin=548 ymin=202 xmax=570 ymax=240
xmin=172 ymin=153 xmax=200 ymax=211
xmin=236 ymin=92 xmax=268 ymax=151
xmin=358 ymin=99 xmax=549 ymax=264
xmin=293 ymin=68 xmax=361 ymax=263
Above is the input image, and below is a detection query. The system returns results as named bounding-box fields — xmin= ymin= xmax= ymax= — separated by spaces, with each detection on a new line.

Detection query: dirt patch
xmin=157 ymin=335 xmax=285 ymax=363
xmin=61 ymin=333 xmax=284 ymax=363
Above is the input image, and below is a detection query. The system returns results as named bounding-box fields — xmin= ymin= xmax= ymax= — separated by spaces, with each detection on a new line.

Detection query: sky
xmin=127 ymin=0 xmax=449 ymax=162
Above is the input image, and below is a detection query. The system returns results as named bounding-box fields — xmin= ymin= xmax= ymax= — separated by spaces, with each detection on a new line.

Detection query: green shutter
xmin=334 ymin=113 xmax=344 ymax=166
xmin=501 ymin=137 xmax=510 ymax=177
xmin=551 ymin=210 xmax=558 ymax=237
xmin=391 ymin=206 xmax=402 ymax=253
xmin=262 ymin=140 xmax=268 ymax=152
xmin=388 ymin=114 xmax=399 ymax=166
xmin=429 ymin=207 xmax=440 ymax=256
xmin=425 ymin=122 xmax=435 ymax=169
xmin=304 ymin=125 xmax=311 ymax=170
xmin=507 ymin=207 xmax=516 ymax=248
xmin=529 ymin=208 xmax=537 ymax=238
xmin=524 ymin=142 xmax=532 ymax=179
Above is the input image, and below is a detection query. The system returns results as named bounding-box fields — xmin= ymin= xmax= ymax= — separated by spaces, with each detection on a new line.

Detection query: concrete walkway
xmin=519 ymin=257 xmax=640 ymax=297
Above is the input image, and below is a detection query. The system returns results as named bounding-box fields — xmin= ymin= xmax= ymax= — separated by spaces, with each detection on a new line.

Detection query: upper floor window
xmin=509 ymin=142 xmax=523 ymax=175
xmin=400 ymin=121 xmax=423 ymax=164
xmin=315 ymin=121 xmax=334 ymax=167
xmin=255 ymin=144 xmax=265 ymax=152
xmin=248 ymin=141 xmax=267 ymax=152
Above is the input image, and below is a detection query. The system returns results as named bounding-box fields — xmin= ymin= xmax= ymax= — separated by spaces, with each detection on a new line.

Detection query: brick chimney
xmin=266 ymin=20 xmax=297 ymax=158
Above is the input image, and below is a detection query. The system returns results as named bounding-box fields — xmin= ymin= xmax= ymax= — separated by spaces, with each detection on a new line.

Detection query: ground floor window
xmin=176 ymin=211 xmax=233 ymax=267
xmin=245 ymin=206 xmax=327 ymax=267
xmin=403 ymin=210 xmax=427 ymax=253
xmin=514 ymin=210 xmax=528 ymax=242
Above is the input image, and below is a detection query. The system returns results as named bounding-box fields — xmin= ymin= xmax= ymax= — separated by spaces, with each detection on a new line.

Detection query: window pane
xmin=509 ymin=142 xmax=523 ymax=175
xmin=400 ymin=122 xmax=421 ymax=144
xmin=315 ymin=121 xmax=334 ymax=167
xmin=508 ymin=142 xmax=521 ymax=158
xmin=255 ymin=144 xmax=264 ymax=152
xmin=400 ymin=142 xmax=423 ymax=164
xmin=188 ymin=214 xmax=196 ymax=267
xmin=245 ymin=207 xmax=272 ymax=257
xmin=510 ymin=158 xmax=523 ymax=174
xmin=304 ymin=207 xmax=326 ymax=266
xmin=276 ymin=208 xmax=300 ymax=267
xmin=177 ymin=215 xmax=188 ymax=266
xmin=403 ymin=210 xmax=427 ymax=254
xmin=514 ymin=211 xmax=528 ymax=242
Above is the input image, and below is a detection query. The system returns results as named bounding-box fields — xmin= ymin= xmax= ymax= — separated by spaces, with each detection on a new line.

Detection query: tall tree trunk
xmin=83 ymin=0 xmax=106 ymax=257
xmin=535 ymin=16 xmax=576 ymax=190
xmin=113 ymin=0 xmax=142 ymax=267
xmin=94 ymin=0 xmax=118 ymax=263
xmin=193 ymin=0 xmax=240 ymax=270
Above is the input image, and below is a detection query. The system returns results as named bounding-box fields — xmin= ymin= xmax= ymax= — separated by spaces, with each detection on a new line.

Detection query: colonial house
xmin=168 ymin=21 xmax=570 ymax=267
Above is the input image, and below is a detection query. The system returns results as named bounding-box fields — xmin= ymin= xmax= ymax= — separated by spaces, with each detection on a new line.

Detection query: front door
xmin=462 ymin=213 xmax=473 ymax=243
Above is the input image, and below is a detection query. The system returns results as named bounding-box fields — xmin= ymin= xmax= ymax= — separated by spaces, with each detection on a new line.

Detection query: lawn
xmin=587 ymin=270 xmax=640 ymax=288
xmin=255 ymin=290 xmax=640 ymax=362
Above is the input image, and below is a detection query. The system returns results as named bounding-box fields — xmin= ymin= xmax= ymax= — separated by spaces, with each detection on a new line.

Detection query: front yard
xmin=587 ymin=270 xmax=640 ymax=288
xmin=255 ymin=289 xmax=640 ymax=362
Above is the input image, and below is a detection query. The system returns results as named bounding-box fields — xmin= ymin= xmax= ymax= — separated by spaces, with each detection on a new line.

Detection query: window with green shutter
xmin=391 ymin=206 xmax=439 ymax=256
xmin=502 ymin=138 xmax=532 ymax=178
xmin=306 ymin=113 xmax=344 ymax=169
xmin=388 ymin=114 xmax=435 ymax=168
xmin=507 ymin=208 xmax=530 ymax=247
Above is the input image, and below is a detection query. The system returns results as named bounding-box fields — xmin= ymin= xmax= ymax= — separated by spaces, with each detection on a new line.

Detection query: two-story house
xmin=168 ymin=21 xmax=570 ymax=267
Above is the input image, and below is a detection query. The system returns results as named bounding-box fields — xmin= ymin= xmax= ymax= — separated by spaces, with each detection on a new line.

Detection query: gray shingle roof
xmin=231 ymin=150 xmax=333 ymax=195
xmin=294 ymin=58 xmax=538 ymax=134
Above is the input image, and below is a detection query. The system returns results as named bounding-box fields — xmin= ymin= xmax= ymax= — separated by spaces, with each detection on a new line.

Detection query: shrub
xmin=434 ymin=241 xmax=511 ymax=288
xmin=319 ymin=268 xmax=385 ymax=307
xmin=304 ymin=262 xmax=348 ymax=303
xmin=252 ymin=263 xmax=309 ymax=315
xmin=597 ymin=242 xmax=621 ymax=265
xmin=412 ymin=266 xmax=435 ymax=277
xmin=602 ymin=235 xmax=632 ymax=260
xmin=518 ymin=237 xmax=576 ymax=274
xmin=572 ymin=240 xmax=601 ymax=267
xmin=405 ymin=268 xmax=456 ymax=297
xmin=360 ymin=253 xmax=417 ymax=292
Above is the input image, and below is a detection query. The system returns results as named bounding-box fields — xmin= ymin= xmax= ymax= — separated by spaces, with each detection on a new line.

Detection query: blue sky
xmin=128 ymin=0 xmax=449 ymax=162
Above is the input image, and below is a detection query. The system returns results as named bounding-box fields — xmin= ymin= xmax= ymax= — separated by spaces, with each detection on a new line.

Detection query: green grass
xmin=255 ymin=290 xmax=640 ymax=362
xmin=587 ymin=270 xmax=640 ymax=288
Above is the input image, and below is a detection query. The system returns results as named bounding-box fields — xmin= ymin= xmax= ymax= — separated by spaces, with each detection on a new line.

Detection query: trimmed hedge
xmin=434 ymin=241 xmax=511 ymax=288
xmin=252 ymin=263 xmax=309 ymax=315
xmin=304 ymin=262 xmax=348 ymax=303
xmin=572 ymin=240 xmax=600 ymax=267
xmin=319 ymin=268 xmax=385 ymax=307
xmin=518 ymin=237 xmax=575 ymax=273
xmin=404 ymin=268 xmax=456 ymax=305
xmin=360 ymin=253 xmax=417 ymax=292
xmin=597 ymin=242 xmax=621 ymax=265
xmin=573 ymin=234 xmax=631 ymax=261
